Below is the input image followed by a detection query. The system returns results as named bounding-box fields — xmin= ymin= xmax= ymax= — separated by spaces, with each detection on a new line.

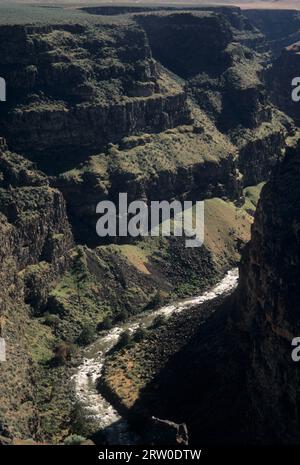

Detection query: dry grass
xmin=112 ymin=244 xmax=151 ymax=275
xmin=204 ymin=197 xmax=252 ymax=265
xmin=239 ymin=2 xmax=300 ymax=10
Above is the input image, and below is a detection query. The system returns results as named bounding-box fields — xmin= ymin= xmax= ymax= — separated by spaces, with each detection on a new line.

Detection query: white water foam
xmin=72 ymin=268 xmax=239 ymax=444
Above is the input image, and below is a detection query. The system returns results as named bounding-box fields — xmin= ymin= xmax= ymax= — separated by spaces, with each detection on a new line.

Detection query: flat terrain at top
xmin=240 ymin=2 xmax=300 ymax=9
xmin=0 ymin=1 xmax=299 ymax=9
xmin=0 ymin=4 xmax=132 ymax=25
xmin=0 ymin=2 xmax=299 ymax=25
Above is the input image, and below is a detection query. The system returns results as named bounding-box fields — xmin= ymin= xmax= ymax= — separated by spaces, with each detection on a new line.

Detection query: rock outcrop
xmin=55 ymin=107 xmax=241 ymax=244
xmin=0 ymin=139 xmax=73 ymax=438
xmin=244 ymin=9 xmax=300 ymax=56
xmin=145 ymin=417 xmax=189 ymax=445
xmin=135 ymin=11 xmax=290 ymax=187
xmin=235 ymin=138 xmax=300 ymax=443
xmin=0 ymin=24 xmax=190 ymax=162
xmin=125 ymin=138 xmax=300 ymax=445
xmin=0 ymin=18 xmax=245 ymax=247
xmin=268 ymin=41 xmax=300 ymax=126
xmin=136 ymin=12 xmax=233 ymax=79
xmin=0 ymin=5 xmax=298 ymax=444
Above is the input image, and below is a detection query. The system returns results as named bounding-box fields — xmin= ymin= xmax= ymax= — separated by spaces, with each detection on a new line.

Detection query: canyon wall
xmin=268 ymin=41 xmax=300 ymax=126
xmin=235 ymin=138 xmax=300 ymax=442
xmin=0 ymin=13 xmax=250 ymax=440
xmin=0 ymin=17 xmax=247 ymax=245
xmin=244 ymin=9 xmax=300 ymax=56
xmin=0 ymin=5 xmax=297 ymax=443
xmin=0 ymin=140 xmax=74 ymax=439
xmin=136 ymin=11 xmax=290 ymax=188
xmin=0 ymin=24 xmax=190 ymax=159
xmin=124 ymin=138 xmax=300 ymax=445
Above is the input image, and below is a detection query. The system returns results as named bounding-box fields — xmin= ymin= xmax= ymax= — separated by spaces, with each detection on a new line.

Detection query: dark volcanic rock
xmin=244 ymin=9 xmax=300 ymax=56
xmin=135 ymin=10 xmax=290 ymax=188
xmin=268 ymin=41 xmax=300 ymax=126
xmin=0 ymin=139 xmax=74 ymax=437
xmin=136 ymin=12 xmax=233 ymax=79
xmin=235 ymin=138 xmax=300 ymax=443
xmin=0 ymin=23 xmax=190 ymax=161
xmin=55 ymin=111 xmax=242 ymax=245
xmin=120 ymin=139 xmax=300 ymax=445
xmin=145 ymin=417 xmax=189 ymax=445
xmin=0 ymin=7 xmax=297 ymax=444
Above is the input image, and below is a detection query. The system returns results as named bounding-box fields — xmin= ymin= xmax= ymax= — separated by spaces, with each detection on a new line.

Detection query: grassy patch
xmin=204 ymin=197 xmax=252 ymax=265
xmin=0 ymin=5 xmax=132 ymax=26
xmin=25 ymin=319 xmax=56 ymax=364
xmin=243 ymin=183 xmax=265 ymax=214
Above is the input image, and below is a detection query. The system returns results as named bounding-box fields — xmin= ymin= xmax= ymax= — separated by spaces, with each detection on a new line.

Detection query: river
xmin=71 ymin=268 xmax=239 ymax=444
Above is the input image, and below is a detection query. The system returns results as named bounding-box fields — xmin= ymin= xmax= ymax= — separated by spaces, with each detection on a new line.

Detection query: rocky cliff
xmin=0 ymin=17 xmax=246 ymax=246
xmin=0 ymin=4 xmax=298 ymax=444
xmin=235 ymin=137 xmax=300 ymax=443
xmin=0 ymin=12 xmax=251 ymax=441
xmin=0 ymin=139 xmax=74 ymax=439
xmin=268 ymin=41 xmax=300 ymax=126
xmin=244 ymin=9 xmax=300 ymax=56
xmin=0 ymin=23 xmax=190 ymax=163
xmin=116 ymin=137 xmax=300 ymax=445
xmin=135 ymin=11 xmax=290 ymax=188
xmin=55 ymin=106 xmax=241 ymax=244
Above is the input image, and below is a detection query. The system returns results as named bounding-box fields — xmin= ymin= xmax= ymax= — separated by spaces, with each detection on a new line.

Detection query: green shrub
xmin=115 ymin=309 xmax=129 ymax=323
xmin=70 ymin=402 xmax=90 ymax=437
xmin=63 ymin=434 xmax=86 ymax=445
xmin=134 ymin=327 xmax=147 ymax=342
xmin=53 ymin=342 xmax=74 ymax=365
xmin=146 ymin=291 xmax=163 ymax=310
xmin=77 ymin=324 xmax=96 ymax=346
xmin=151 ymin=314 xmax=167 ymax=329
xmin=118 ymin=330 xmax=132 ymax=348
xmin=97 ymin=316 xmax=113 ymax=331
xmin=69 ymin=401 xmax=98 ymax=437
xmin=44 ymin=312 xmax=60 ymax=328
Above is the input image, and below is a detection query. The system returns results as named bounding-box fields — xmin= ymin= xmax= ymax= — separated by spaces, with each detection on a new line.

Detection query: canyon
xmin=0 ymin=3 xmax=300 ymax=445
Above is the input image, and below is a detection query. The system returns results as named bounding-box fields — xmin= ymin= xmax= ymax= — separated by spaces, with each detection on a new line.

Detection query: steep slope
xmin=55 ymin=106 xmax=241 ymax=244
xmin=0 ymin=23 xmax=190 ymax=164
xmin=0 ymin=140 xmax=74 ymax=440
xmin=235 ymin=137 xmax=300 ymax=443
xmin=268 ymin=41 xmax=300 ymax=126
xmin=135 ymin=10 xmax=291 ymax=187
xmin=244 ymin=8 xmax=300 ymax=56
xmin=110 ymin=138 xmax=300 ymax=445
xmin=0 ymin=19 xmax=243 ymax=246
xmin=0 ymin=17 xmax=246 ymax=441
xmin=0 ymin=5 xmax=297 ymax=445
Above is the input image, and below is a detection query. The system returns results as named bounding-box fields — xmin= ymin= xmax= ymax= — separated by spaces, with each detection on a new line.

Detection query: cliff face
xmin=0 ymin=140 xmax=74 ymax=438
xmin=0 ymin=18 xmax=245 ymax=246
xmin=231 ymin=114 xmax=289 ymax=186
xmin=244 ymin=9 xmax=300 ymax=56
xmin=268 ymin=42 xmax=300 ymax=126
xmin=235 ymin=139 xmax=300 ymax=442
xmin=0 ymin=16 xmax=246 ymax=440
xmin=86 ymin=5 xmax=264 ymax=51
xmin=0 ymin=213 xmax=34 ymax=439
xmin=136 ymin=11 xmax=263 ymax=129
xmin=55 ymin=107 xmax=241 ymax=244
xmin=135 ymin=11 xmax=290 ymax=188
xmin=0 ymin=24 xmax=190 ymax=160
xmin=0 ymin=6 xmax=298 ymax=443
xmin=0 ymin=12 xmax=288 ymax=247
xmin=136 ymin=12 xmax=233 ymax=79
xmin=106 ymin=139 xmax=300 ymax=445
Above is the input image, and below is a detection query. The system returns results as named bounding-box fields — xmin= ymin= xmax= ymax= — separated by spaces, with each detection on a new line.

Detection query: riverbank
xmin=72 ymin=269 xmax=238 ymax=444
